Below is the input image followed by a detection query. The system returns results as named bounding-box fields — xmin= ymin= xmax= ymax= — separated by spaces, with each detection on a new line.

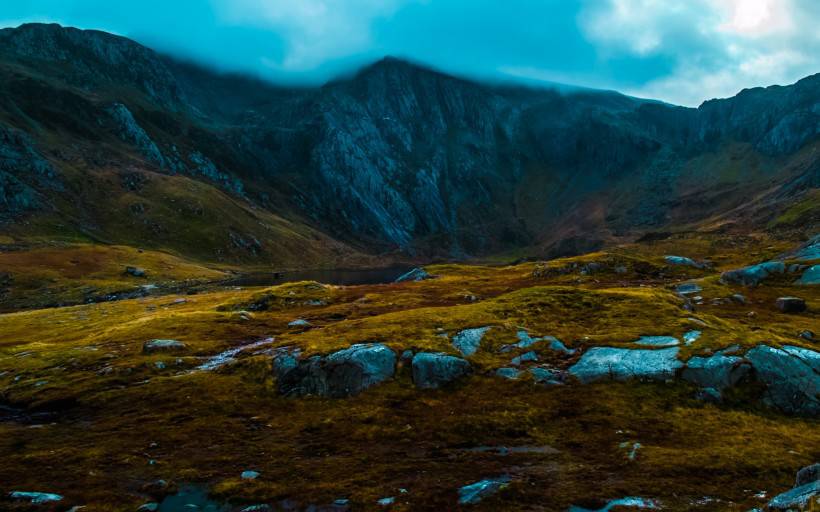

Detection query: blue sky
xmin=3 ymin=0 xmax=819 ymax=106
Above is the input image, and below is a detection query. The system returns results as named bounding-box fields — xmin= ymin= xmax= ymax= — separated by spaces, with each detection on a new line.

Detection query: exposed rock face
xmin=745 ymin=345 xmax=820 ymax=416
xmin=682 ymin=354 xmax=751 ymax=390
xmin=277 ymin=343 xmax=396 ymax=398
xmin=568 ymin=347 xmax=683 ymax=384
xmin=0 ymin=125 xmax=59 ymax=219
xmin=720 ymin=262 xmax=785 ymax=286
xmin=451 ymin=327 xmax=491 ymax=357
xmin=664 ymin=256 xmax=706 ymax=268
xmin=411 ymin=352 xmax=471 ymax=389
xmin=107 ymin=103 xmax=165 ymax=166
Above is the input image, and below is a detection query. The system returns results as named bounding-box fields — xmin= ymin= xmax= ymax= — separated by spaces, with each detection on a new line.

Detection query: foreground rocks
xmin=745 ymin=345 xmax=820 ymax=416
xmin=768 ymin=463 xmax=820 ymax=510
xmin=412 ymin=352 xmax=471 ymax=389
xmin=277 ymin=343 xmax=396 ymax=398
xmin=681 ymin=353 xmax=751 ymax=391
xmin=568 ymin=347 xmax=683 ymax=383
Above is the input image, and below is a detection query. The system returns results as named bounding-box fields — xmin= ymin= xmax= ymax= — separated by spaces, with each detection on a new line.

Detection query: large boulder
xmin=745 ymin=345 xmax=820 ymax=416
xmin=797 ymin=265 xmax=820 ymax=285
xmin=776 ymin=296 xmax=807 ymax=313
xmin=720 ymin=261 xmax=785 ymax=286
xmin=277 ymin=343 xmax=396 ymax=398
xmin=452 ymin=327 xmax=491 ymax=356
xmin=797 ymin=463 xmax=820 ymax=487
xmin=768 ymin=480 xmax=820 ymax=510
xmin=664 ymin=255 xmax=706 ymax=269
xmin=568 ymin=347 xmax=683 ymax=384
xmin=682 ymin=354 xmax=750 ymax=390
xmin=412 ymin=352 xmax=471 ymax=389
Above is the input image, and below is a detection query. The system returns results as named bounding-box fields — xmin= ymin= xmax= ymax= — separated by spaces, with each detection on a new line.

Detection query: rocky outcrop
xmin=797 ymin=463 xmax=820 ymax=487
xmin=797 ymin=265 xmax=820 ymax=285
xmin=769 ymin=479 xmax=820 ymax=511
xmin=745 ymin=345 xmax=819 ymax=416
xmin=411 ymin=352 xmax=471 ymax=389
xmin=682 ymin=354 xmax=750 ymax=390
xmin=664 ymin=255 xmax=706 ymax=269
xmin=107 ymin=103 xmax=165 ymax=166
xmin=720 ymin=262 xmax=785 ymax=286
xmin=568 ymin=347 xmax=683 ymax=384
xmin=277 ymin=343 xmax=396 ymax=398
xmin=451 ymin=327 xmax=491 ymax=357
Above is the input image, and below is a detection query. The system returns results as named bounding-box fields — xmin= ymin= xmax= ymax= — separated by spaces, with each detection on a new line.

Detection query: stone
xmin=634 ymin=336 xmax=680 ymax=347
xmin=377 ymin=497 xmax=395 ymax=506
xmin=797 ymin=265 xmax=820 ymax=285
xmin=137 ymin=504 xmax=159 ymax=512
xmin=400 ymin=349 xmax=414 ymax=362
xmin=665 ymin=255 xmax=705 ymax=268
xmin=277 ymin=343 xmax=396 ymax=398
xmin=507 ymin=331 xmax=576 ymax=355
xmin=731 ymin=293 xmax=747 ymax=304
xmin=675 ymin=282 xmax=702 ymax=295
xmin=529 ymin=367 xmax=564 ymax=385
xmin=125 ymin=266 xmax=147 ymax=277
xmin=682 ymin=354 xmax=750 ymax=390
xmin=411 ymin=352 xmax=471 ymax=389
xmin=695 ymin=387 xmax=723 ymax=404
xmin=511 ymin=351 xmax=538 ymax=366
xmin=240 ymin=506 xmax=271 ymax=512
xmin=776 ymin=296 xmax=807 ymax=313
xmin=568 ymin=496 xmax=658 ymax=512
xmin=457 ymin=476 xmax=511 ymax=505
xmin=8 ymin=491 xmax=63 ymax=504
xmin=142 ymin=339 xmax=186 ymax=354
xmin=797 ymin=463 xmax=820 ymax=487
xmin=395 ymin=267 xmax=431 ymax=282
xmin=745 ymin=345 xmax=820 ymax=415
xmin=720 ymin=261 xmax=785 ymax=286
xmin=800 ymin=330 xmax=817 ymax=342
xmin=495 ymin=367 xmax=521 ymax=380
xmin=568 ymin=347 xmax=683 ymax=384
xmin=241 ymin=470 xmax=260 ymax=480
xmin=288 ymin=319 xmax=311 ymax=327
xmin=683 ymin=330 xmax=702 ymax=345
xmin=767 ymin=480 xmax=820 ymax=510
xmin=452 ymin=326 xmax=491 ymax=356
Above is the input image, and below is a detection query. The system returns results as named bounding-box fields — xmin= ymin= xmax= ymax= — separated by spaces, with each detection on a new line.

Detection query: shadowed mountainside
xmin=0 ymin=23 xmax=818 ymax=263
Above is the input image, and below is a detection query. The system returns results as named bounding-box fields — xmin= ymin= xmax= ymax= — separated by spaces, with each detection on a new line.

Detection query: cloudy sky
xmin=3 ymin=0 xmax=819 ymax=106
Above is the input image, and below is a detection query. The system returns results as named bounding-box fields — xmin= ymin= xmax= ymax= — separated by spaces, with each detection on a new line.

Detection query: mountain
xmin=0 ymin=23 xmax=818 ymax=264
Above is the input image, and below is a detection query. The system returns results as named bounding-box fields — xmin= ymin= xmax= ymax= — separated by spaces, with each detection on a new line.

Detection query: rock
xmin=8 ymin=491 xmax=63 ymax=504
xmin=395 ymin=267 xmax=431 ymax=282
xmin=495 ymin=367 xmax=521 ymax=380
xmin=506 ymin=331 xmax=575 ymax=355
xmin=452 ymin=326 xmax=491 ymax=356
xmin=377 ymin=497 xmax=395 ymax=506
xmin=400 ymin=349 xmax=414 ymax=362
xmin=787 ymin=235 xmax=820 ymax=261
xmin=745 ymin=345 xmax=820 ymax=415
xmin=125 ymin=266 xmax=147 ymax=277
xmin=411 ymin=352 xmax=471 ymax=389
xmin=800 ymin=330 xmax=817 ymax=342
xmin=797 ymin=463 xmax=820 ymax=487
xmin=720 ymin=261 xmax=785 ymax=286
xmin=511 ymin=351 xmax=538 ymax=366
xmin=277 ymin=343 xmax=396 ymax=398
xmin=241 ymin=470 xmax=260 ymax=480
xmin=683 ymin=330 xmax=701 ymax=345
xmin=767 ymin=480 xmax=820 ymax=510
xmin=137 ymin=503 xmax=159 ymax=512
xmin=675 ymin=282 xmax=702 ymax=295
xmin=731 ymin=293 xmax=747 ymax=304
xmin=142 ymin=339 xmax=186 ymax=354
xmin=797 ymin=265 xmax=820 ymax=285
xmin=529 ymin=367 xmax=564 ymax=385
xmin=634 ymin=335 xmax=680 ymax=347
xmin=288 ymin=319 xmax=311 ymax=327
xmin=665 ymin=255 xmax=706 ymax=268
xmin=457 ymin=476 xmax=510 ymax=505
xmin=568 ymin=496 xmax=658 ymax=511
xmin=682 ymin=354 xmax=750 ymax=390
xmin=568 ymin=347 xmax=683 ymax=384
xmin=776 ymin=296 xmax=807 ymax=313
xmin=695 ymin=387 xmax=723 ymax=403
xmin=240 ymin=505 xmax=271 ymax=512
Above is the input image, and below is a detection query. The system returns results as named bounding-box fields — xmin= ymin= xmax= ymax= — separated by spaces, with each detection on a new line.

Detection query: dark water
xmin=224 ymin=266 xmax=413 ymax=287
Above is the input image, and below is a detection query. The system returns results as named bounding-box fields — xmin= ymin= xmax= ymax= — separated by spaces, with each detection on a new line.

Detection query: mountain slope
xmin=0 ymin=23 xmax=817 ymax=263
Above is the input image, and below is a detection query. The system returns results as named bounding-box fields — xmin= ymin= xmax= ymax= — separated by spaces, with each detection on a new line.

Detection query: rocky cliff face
xmin=0 ymin=23 xmax=817 ymax=260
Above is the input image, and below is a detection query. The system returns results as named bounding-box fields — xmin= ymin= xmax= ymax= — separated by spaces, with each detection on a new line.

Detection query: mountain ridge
xmin=0 ymin=23 xmax=818 ymax=263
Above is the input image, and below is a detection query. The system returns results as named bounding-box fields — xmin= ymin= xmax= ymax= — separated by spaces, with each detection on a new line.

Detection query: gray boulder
xmin=776 ymin=296 xmax=807 ymax=313
xmin=568 ymin=347 xmax=683 ymax=384
xmin=143 ymin=339 xmax=186 ymax=354
xmin=665 ymin=255 xmax=706 ymax=268
xmin=495 ymin=367 xmax=521 ymax=380
xmin=277 ymin=343 xmax=396 ymax=398
xmin=452 ymin=326 xmax=491 ymax=356
xmin=529 ymin=367 xmax=564 ymax=386
xmin=395 ymin=267 xmax=431 ymax=282
xmin=682 ymin=354 xmax=751 ymax=390
xmin=412 ymin=352 xmax=471 ymax=389
xmin=720 ymin=261 xmax=785 ymax=286
xmin=745 ymin=345 xmax=820 ymax=416
xmin=797 ymin=265 xmax=820 ymax=285
xmin=675 ymin=282 xmax=702 ymax=295
xmin=768 ymin=480 xmax=820 ymax=510
xmin=797 ymin=463 xmax=820 ymax=487
xmin=8 ymin=491 xmax=63 ymax=504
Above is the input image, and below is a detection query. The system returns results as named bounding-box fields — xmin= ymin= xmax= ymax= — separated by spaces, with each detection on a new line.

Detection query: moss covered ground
xmin=0 ymin=234 xmax=817 ymax=511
